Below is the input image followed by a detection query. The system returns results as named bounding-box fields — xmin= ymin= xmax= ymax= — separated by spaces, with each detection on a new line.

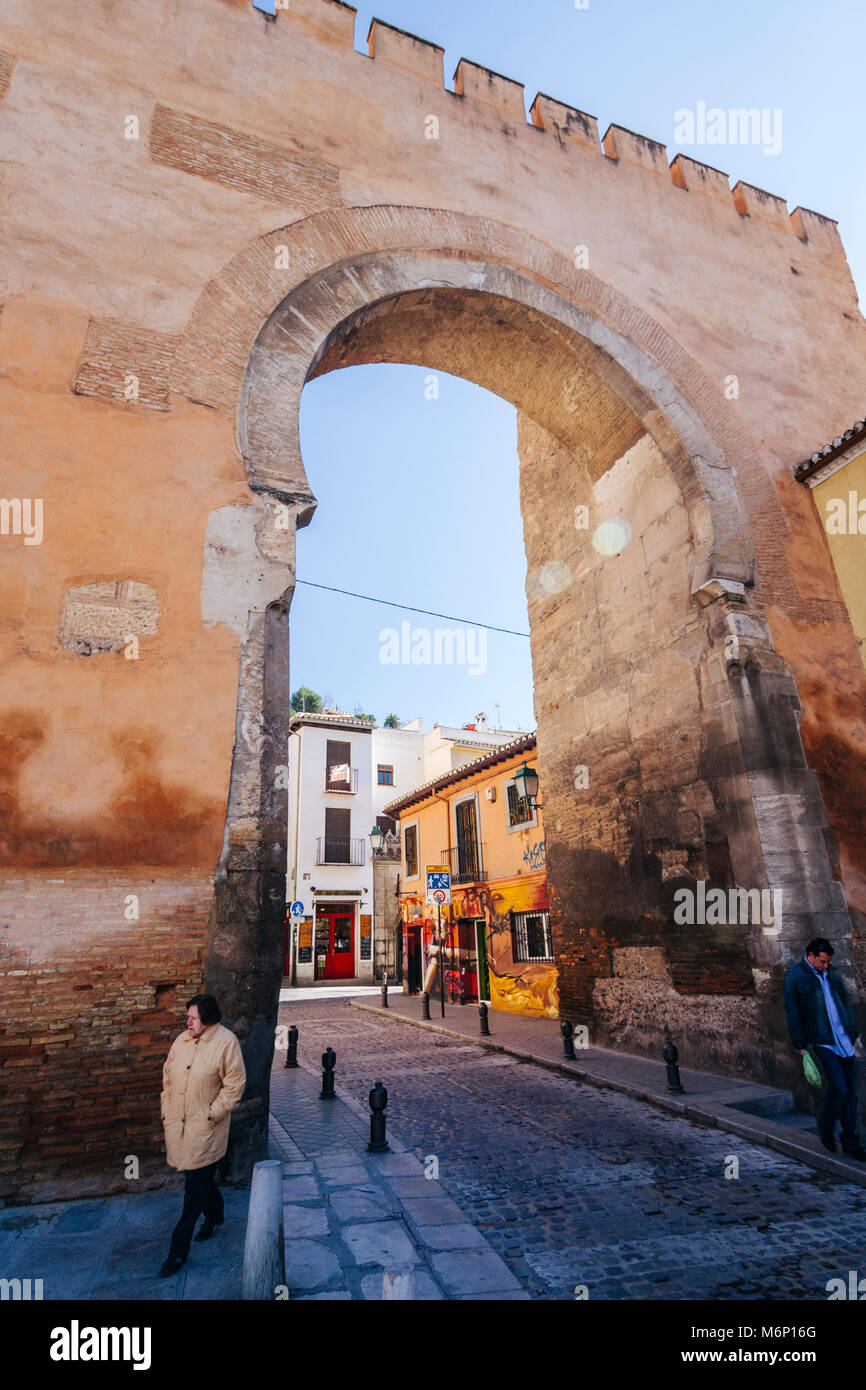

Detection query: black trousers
xmin=814 ymin=1050 xmax=860 ymax=1150
xmin=169 ymin=1160 xmax=224 ymax=1258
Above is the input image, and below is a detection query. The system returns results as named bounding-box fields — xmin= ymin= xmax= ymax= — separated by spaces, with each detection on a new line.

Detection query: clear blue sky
xmin=289 ymin=0 xmax=866 ymax=732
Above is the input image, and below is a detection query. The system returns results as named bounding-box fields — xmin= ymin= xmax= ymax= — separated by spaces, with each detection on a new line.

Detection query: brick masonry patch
xmin=149 ymin=104 xmax=341 ymax=209
xmin=74 ymin=317 xmax=178 ymax=409
xmin=0 ymin=50 xmax=15 ymax=100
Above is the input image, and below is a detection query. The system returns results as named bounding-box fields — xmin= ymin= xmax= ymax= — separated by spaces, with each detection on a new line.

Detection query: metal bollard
xmin=663 ymin=1039 xmax=685 ymax=1094
xmin=561 ymin=1019 xmax=576 ymax=1060
xmin=320 ymin=1046 xmax=337 ymax=1099
xmin=381 ymin=970 xmax=389 ymax=1008
xmin=241 ymin=1159 xmax=285 ymax=1300
xmin=479 ymin=1002 xmax=491 ymax=1037
xmin=367 ymin=1080 xmax=390 ymax=1153
xmin=421 ymin=991 xmax=431 ymax=1020
xmin=283 ymin=1024 xmax=299 ymax=1069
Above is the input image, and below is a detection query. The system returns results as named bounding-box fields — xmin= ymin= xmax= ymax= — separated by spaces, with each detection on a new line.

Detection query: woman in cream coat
xmin=159 ymin=993 xmax=246 ymax=1277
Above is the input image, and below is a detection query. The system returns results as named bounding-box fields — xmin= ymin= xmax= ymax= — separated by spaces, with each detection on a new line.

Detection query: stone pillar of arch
xmin=178 ymin=208 xmax=856 ymax=1175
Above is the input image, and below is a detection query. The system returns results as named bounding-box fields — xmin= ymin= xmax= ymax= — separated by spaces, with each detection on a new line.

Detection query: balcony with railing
xmin=323 ymin=766 xmax=359 ymax=794
xmin=316 ymin=836 xmax=366 ymax=866
xmin=440 ymin=843 xmax=487 ymax=885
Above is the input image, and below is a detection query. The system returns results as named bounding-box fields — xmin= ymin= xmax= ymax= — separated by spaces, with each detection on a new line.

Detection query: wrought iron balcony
xmin=316 ymin=836 xmax=365 ymax=866
xmin=440 ymin=844 xmax=487 ymax=885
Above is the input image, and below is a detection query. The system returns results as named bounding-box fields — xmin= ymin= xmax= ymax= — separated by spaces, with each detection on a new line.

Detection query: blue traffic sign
xmin=290 ymin=900 xmax=305 ymax=918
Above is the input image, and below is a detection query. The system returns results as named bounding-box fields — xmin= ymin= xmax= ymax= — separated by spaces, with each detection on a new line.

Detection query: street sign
xmin=426 ymin=865 xmax=451 ymax=905
xmin=290 ymin=900 xmax=305 ymax=918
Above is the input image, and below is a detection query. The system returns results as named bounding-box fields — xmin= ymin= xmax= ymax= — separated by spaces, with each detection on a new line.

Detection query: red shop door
xmin=319 ymin=905 xmax=355 ymax=980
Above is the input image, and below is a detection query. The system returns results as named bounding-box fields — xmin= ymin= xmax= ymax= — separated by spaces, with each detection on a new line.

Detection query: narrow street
xmin=276 ymin=997 xmax=866 ymax=1301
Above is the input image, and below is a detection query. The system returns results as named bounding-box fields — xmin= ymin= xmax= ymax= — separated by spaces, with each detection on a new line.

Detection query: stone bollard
xmin=320 ymin=1046 xmax=337 ymax=1099
xmin=663 ymin=1039 xmax=685 ymax=1094
xmin=479 ymin=1002 xmax=490 ymax=1037
xmin=367 ymin=1080 xmax=390 ymax=1153
xmin=284 ymin=1024 xmax=299 ymax=1069
xmin=241 ymin=1159 xmax=285 ymax=1300
xmin=561 ymin=1019 xmax=577 ymax=1060
xmin=382 ymin=1264 xmax=415 ymax=1299
xmin=421 ymin=991 xmax=431 ymax=1020
xmin=381 ymin=970 xmax=389 ymax=1008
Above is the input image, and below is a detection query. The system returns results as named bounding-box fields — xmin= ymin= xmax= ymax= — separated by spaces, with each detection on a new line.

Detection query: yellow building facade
xmin=387 ymin=736 xmax=558 ymax=1019
xmin=796 ymin=418 xmax=866 ymax=670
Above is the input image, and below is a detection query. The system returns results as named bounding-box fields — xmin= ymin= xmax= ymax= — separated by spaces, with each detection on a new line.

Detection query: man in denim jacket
xmin=784 ymin=937 xmax=865 ymax=1157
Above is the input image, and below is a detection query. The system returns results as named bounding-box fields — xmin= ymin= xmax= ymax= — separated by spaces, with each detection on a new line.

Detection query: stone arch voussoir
xmin=173 ymin=205 xmax=767 ymax=594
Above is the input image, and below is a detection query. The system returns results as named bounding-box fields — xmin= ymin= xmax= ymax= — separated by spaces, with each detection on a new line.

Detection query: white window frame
xmin=504 ymin=775 xmax=538 ymax=834
xmin=512 ymin=909 xmax=553 ymax=963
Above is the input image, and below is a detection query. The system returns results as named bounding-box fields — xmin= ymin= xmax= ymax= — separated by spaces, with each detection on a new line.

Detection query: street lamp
xmin=369 ymin=824 xmax=385 ymax=856
xmin=513 ymin=761 xmax=539 ymax=805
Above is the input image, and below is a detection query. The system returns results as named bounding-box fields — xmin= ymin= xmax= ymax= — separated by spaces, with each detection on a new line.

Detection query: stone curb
xmin=348 ymin=1000 xmax=866 ymax=1190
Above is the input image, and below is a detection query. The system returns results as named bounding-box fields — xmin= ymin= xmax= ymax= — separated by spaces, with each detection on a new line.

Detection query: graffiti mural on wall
xmin=522 ymin=840 xmax=546 ymax=871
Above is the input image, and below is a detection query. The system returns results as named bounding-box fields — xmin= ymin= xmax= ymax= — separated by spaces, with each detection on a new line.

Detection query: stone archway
xmin=181 ymin=207 xmax=854 ymax=1176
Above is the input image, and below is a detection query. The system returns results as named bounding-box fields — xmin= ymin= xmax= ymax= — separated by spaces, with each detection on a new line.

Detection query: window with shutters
xmin=403 ymin=823 xmax=419 ymax=879
xmin=324 ymin=807 xmax=351 ymax=863
xmin=455 ymin=797 xmax=481 ymax=881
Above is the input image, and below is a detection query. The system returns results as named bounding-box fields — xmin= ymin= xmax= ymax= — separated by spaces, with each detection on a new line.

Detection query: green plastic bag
xmin=803 ymin=1049 xmax=823 ymax=1087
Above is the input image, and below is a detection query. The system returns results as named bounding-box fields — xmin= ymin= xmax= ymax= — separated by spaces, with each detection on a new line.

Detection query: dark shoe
xmin=818 ymin=1130 xmax=838 ymax=1153
xmin=194 ymin=1215 xmax=223 ymax=1242
xmin=841 ymin=1146 xmax=866 ymax=1160
xmin=159 ymin=1253 xmax=187 ymax=1277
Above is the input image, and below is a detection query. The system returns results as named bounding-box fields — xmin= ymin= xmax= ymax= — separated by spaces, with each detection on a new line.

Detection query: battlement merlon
xmin=265 ymin=0 xmax=846 ymax=255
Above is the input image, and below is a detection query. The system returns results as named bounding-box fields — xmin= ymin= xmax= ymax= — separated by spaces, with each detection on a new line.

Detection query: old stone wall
xmin=0 ymin=0 xmax=864 ymax=1197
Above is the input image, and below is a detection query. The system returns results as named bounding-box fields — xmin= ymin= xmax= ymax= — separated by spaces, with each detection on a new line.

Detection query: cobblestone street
xmin=277 ymin=998 xmax=866 ymax=1301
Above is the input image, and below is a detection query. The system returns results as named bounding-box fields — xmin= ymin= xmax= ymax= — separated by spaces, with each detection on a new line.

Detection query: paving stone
xmin=281 ymin=1161 xmax=315 ymax=1176
xmin=329 ymin=1191 xmax=395 ymax=1223
xmin=459 ymin=1289 xmax=532 ymax=1300
xmin=297 ymin=1290 xmax=353 ymax=1300
xmin=384 ymin=1176 xmax=446 ymax=1199
xmin=284 ymin=1203 xmax=330 ymax=1239
xmin=366 ymin=1152 xmax=424 ymax=1176
xmin=417 ymin=1223 xmax=489 ymax=1251
xmin=283 ymin=1239 xmax=343 ymax=1291
xmin=401 ymin=1196 xmax=468 ymax=1226
xmin=341 ymin=1220 xmax=420 ymax=1268
xmin=49 ymin=1202 xmax=123 ymax=1234
xmin=361 ymin=1269 xmax=443 ymax=1300
xmin=314 ymin=1153 xmax=363 ymax=1172
xmin=430 ymin=1249 xmax=524 ymax=1296
xmin=281 ymin=1176 xmax=320 ymax=1201
xmin=89 ymin=1278 xmax=179 ymax=1300
xmin=322 ymin=1170 xmax=371 ymax=1188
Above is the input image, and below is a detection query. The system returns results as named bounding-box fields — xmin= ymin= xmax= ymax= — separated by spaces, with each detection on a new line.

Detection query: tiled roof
xmin=384 ymin=732 xmax=537 ymax=815
xmin=290 ymin=711 xmax=375 ymax=730
xmin=794 ymin=415 xmax=866 ymax=481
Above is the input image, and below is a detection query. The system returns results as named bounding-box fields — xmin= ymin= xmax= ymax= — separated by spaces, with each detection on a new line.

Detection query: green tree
xmin=291 ymin=686 xmax=322 ymax=713
xmin=353 ymin=706 xmax=377 ymax=726
xmin=383 ymin=713 xmax=400 ymax=729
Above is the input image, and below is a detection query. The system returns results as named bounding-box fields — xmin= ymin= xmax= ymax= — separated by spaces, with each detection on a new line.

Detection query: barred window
xmin=512 ymin=910 xmax=553 ymax=963
xmin=404 ymin=824 xmax=418 ymax=879
xmin=506 ymin=780 xmax=534 ymax=827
